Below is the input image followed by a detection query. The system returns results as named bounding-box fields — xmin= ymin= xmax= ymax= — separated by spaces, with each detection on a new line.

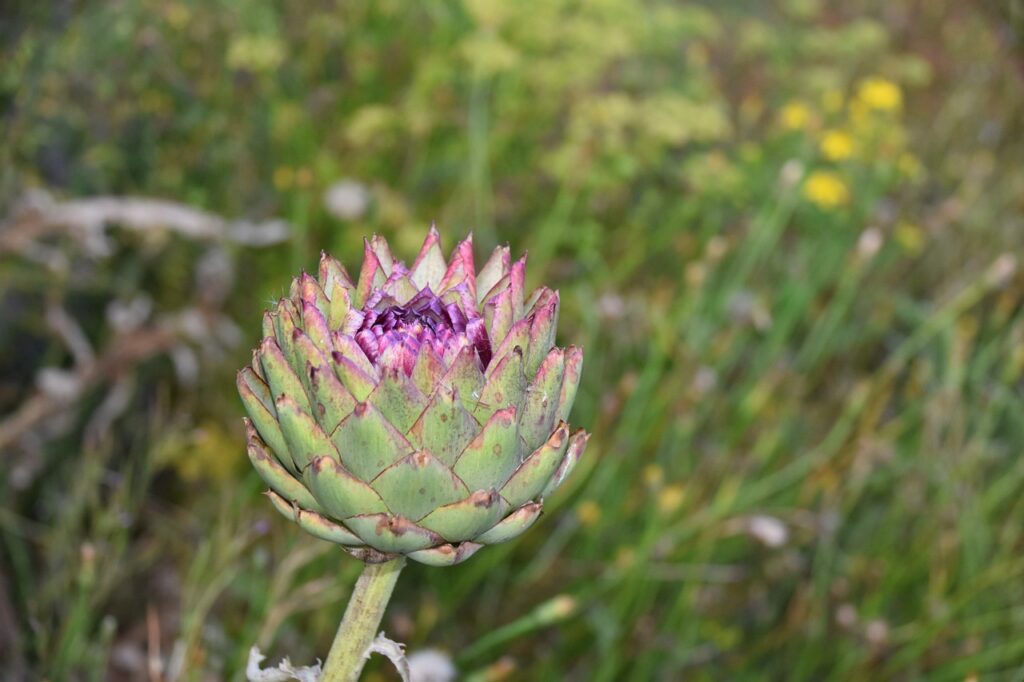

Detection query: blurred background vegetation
xmin=2 ymin=1 xmax=1024 ymax=680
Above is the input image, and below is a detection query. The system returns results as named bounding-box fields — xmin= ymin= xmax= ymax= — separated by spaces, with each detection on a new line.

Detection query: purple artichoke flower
xmin=238 ymin=228 xmax=588 ymax=566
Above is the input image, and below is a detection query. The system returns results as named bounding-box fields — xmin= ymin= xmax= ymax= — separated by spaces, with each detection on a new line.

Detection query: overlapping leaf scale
xmin=525 ymin=289 xmax=560 ymax=376
xmin=476 ymin=245 xmax=510 ymax=304
xmin=473 ymin=347 xmax=526 ymax=423
xmin=453 ymin=406 xmax=521 ymax=492
xmin=330 ymin=402 xmax=414 ymax=482
xmin=500 ymin=422 xmax=570 ymax=509
xmin=237 ymin=368 xmax=292 ymax=473
xmin=410 ymin=227 xmax=448 ymax=291
xmin=540 ymin=429 xmax=590 ymax=499
xmin=267 ymin=490 xmax=363 ymax=546
xmin=356 ymin=241 xmax=387 ymax=307
xmin=409 ymin=385 xmax=480 ymax=466
xmin=367 ymin=235 xmax=396 ymax=276
xmin=417 ymin=490 xmax=504 ymax=543
xmin=411 ymin=345 xmax=446 ymax=396
xmin=381 ymin=271 xmax=419 ymax=305
xmin=305 ymin=455 xmax=388 ymax=519
xmin=245 ymin=420 xmax=322 ymax=513
xmin=370 ymin=450 xmax=468 ymax=520
xmin=275 ymin=394 xmax=337 ymax=471
xmin=439 ymin=347 xmax=485 ymax=412
xmin=291 ymin=331 xmax=355 ymax=433
xmin=406 ymin=542 xmax=484 ymax=567
xmin=318 ymin=251 xmax=354 ymax=294
xmin=476 ymin=502 xmax=543 ymax=544
xmin=344 ymin=514 xmax=444 ymax=554
xmin=520 ymin=348 xmax=566 ymax=452
xmin=369 ymin=370 xmax=429 ymax=435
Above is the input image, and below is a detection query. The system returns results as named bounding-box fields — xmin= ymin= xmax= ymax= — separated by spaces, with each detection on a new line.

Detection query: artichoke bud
xmin=239 ymin=228 xmax=588 ymax=566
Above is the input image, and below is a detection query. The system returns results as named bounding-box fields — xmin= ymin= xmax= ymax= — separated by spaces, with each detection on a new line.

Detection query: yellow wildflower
xmin=577 ymin=500 xmax=602 ymax=526
xmin=779 ymin=101 xmax=812 ymax=130
xmin=894 ymin=221 xmax=925 ymax=254
xmin=642 ymin=464 xmax=664 ymax=488
xmin=803 ymin=170 xmax=850 ymax=209
xmin=657 ymin=484 xmax=686 ymax=516
xmin=820 ymin=129 xmax=855 ymax=161
xmin=857 ymin=77 xmax=902 ymax=112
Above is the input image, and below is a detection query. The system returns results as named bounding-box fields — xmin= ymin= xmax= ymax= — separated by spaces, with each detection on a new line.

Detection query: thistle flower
xmin=238 ymin=228 xmax=588 ymax=566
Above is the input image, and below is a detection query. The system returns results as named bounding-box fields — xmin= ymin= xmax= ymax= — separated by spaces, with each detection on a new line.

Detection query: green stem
xmin=321 ymin=558 xmax=405 ymax=682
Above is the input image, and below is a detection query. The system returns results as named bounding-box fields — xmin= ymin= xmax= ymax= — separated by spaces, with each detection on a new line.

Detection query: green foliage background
xmin=2 ymin=1 xmax=1024 ymax=679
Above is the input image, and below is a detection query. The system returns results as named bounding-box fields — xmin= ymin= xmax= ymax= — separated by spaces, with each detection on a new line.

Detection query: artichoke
xmin=238 ymin=228 xmax=588 ymax=566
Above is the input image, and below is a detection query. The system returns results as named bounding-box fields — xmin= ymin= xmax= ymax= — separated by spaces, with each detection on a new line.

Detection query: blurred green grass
xmin=2 ymin=1 xmax=1024 ymax=680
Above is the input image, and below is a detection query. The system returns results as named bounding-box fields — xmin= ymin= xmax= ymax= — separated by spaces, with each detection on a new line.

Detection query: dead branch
xmin=0 ymin=192 xmax=289 ymax=258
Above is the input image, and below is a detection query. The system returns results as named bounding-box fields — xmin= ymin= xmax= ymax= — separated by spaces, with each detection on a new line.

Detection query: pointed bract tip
xmin=550 ymin=421 xmax=570 ymax=446
xmin=571 ymin=428 xmax=591 ymax=445
xmin=421 ymin=225 xmax=441 ymax=247
xmin=452 ymin=234 xmax=475 ymax=259
xmin=309 ymin=454 xmax=333 ymax=473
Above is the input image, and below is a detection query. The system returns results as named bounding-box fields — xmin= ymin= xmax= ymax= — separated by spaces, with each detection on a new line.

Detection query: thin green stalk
xmin=321 ymin=558 xmax=405 ymax=682
xmin=458 ymin=594 xmax=577 ymax=666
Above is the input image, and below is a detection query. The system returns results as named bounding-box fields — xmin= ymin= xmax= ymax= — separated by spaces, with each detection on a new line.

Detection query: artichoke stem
xmin=321 ymin=557 xmax=406 ymax=682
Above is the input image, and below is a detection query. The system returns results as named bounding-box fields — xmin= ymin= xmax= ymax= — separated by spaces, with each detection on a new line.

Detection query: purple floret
xmin=354 ymin=288 xmax=492 ymax=375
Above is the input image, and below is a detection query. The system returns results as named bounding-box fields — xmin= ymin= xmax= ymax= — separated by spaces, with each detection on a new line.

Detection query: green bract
xmin=238 ymin=228 xmax=588 ymax=565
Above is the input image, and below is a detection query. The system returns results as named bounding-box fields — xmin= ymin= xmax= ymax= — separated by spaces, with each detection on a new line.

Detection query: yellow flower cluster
xmin=776 ymin=75 xmax=915 ymax=211
xmin=777 ymin=75 xmax=901 ymax=135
